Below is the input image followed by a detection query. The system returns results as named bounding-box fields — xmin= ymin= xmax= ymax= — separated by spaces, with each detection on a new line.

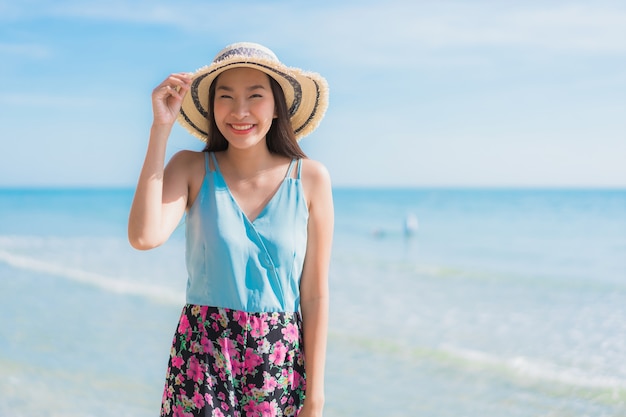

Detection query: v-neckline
xmin=211 ymin=153 xmax=294 ymax=225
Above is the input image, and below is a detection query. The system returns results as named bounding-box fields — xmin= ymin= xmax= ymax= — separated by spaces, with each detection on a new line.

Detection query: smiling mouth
xmin=230 ymin=124 xmax=254 ymax=131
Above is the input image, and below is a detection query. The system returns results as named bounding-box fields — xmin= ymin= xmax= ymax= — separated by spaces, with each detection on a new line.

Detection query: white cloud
xmin=302 ymin=2 xmax=626 ymax=71
xmin=5 ymin=1 xmax=626 ymax=54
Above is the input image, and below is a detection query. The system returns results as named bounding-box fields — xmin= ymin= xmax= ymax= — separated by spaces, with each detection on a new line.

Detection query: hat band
xmin=214 ymin=47 xmax=277 ymax=63
xmin=293 ymin=78 xmax=322 ymax=136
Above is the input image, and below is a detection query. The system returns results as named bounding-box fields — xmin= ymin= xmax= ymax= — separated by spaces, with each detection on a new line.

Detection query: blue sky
xmin=1 ymin=0 xmax=625 ymax=187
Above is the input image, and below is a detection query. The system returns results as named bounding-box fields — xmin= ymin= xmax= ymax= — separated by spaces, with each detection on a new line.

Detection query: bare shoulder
xmin=168 ymin=149 xmax=205 ymax=169
xmin=300 ymin=159 xmax=332 ymax=207
xmin=300 ymin=158 xmax=331 ymax=186
xmin=166 ymin=150 xmax=205 ymax=179
xmin=165 ymin=151 xmax=206 ymax=207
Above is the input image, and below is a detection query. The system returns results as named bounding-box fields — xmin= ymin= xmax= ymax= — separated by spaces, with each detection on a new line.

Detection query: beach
xmin=1 ymin=187 xmax=625 ymax=416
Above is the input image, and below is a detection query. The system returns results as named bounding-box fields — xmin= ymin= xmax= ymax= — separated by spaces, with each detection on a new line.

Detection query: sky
xmin=0 ymin=0 xmax=625 ymax=188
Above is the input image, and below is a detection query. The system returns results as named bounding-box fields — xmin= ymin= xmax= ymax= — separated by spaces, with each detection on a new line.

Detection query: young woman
xmin=128 ymin=42 xmax=333 ymax=417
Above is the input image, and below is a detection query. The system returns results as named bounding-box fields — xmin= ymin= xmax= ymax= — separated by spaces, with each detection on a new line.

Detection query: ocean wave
xmin=0 ymin=249 xmax=184 ymax=305
xmin=330 ymin=331 xmax=626 ymax=396
xmin=440 ymin=344 xmax=626 ymax=393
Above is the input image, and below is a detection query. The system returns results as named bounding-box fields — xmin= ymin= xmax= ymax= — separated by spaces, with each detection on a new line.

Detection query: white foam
xmin=441 ymin=344 xmax=626 ymax=391
xmin=0 ymin=249 xmax=184 ymax=305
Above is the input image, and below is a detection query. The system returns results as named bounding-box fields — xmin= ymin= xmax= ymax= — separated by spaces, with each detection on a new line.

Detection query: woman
xmin=128 ymin=42 xmax=333 ymax=417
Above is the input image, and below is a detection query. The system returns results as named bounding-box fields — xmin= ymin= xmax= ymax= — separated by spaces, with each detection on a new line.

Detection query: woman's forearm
xmin=301 ymin=294 xmax=329 ymax=410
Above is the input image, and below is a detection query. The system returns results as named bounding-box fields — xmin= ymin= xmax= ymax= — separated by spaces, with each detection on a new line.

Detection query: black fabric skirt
xmin=160 ymin=304 xmax=306 ymax=417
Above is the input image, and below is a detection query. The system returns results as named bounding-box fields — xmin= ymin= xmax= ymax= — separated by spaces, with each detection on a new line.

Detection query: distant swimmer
xmin=404 ymin=213 xmax=418 ymax=237
xmin=372 ymin=227 xmax=387 ymax=238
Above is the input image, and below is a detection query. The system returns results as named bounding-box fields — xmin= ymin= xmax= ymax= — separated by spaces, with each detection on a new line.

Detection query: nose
xmin=230 ymin=99 xmax=249 ymax=119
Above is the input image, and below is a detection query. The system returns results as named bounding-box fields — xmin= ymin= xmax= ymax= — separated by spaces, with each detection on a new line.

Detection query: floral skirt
xmin=160 ymin=304 xmax=306 ymax=417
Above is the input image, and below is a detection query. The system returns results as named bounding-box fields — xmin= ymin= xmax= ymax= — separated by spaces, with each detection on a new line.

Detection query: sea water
xmin=0 ymin=187 xmax=625 ymax=416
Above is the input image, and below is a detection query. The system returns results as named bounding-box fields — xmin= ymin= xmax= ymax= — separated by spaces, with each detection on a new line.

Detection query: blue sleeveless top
xmin=185 ymin=152 xmax=309 ymax=313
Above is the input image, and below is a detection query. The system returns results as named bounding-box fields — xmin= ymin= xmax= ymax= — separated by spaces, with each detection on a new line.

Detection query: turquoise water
xmin=1 ymin=188 xmax=625 ymax=416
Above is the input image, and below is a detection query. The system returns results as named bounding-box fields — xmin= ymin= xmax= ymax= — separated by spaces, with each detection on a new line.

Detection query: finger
xmin=161 ymin=81 xmax=190 ymax=99
xmin=153 ymin=73 xmax=192 ymax=100
xmin=165 ymin=84 xmax=187 ymax=101
xmin=166 ymin=73 xmax=192 ymax=85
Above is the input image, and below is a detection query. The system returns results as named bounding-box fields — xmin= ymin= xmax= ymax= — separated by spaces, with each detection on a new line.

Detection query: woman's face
xmin=212 ymin=67 xmax=276 ymax=150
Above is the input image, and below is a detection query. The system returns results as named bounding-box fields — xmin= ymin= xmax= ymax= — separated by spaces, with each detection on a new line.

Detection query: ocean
xmin=1 ymin=187 xmax=625 ymax=417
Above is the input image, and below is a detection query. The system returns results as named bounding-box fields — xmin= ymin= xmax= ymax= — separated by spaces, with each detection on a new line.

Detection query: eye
xmin=250 ymin=93 xmax=263 ymax=99
xmin=218 ymin=94 xmax=232 ymax=99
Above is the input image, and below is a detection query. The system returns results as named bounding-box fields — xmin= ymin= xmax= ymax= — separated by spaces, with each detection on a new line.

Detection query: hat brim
xmin=178 ymin=57 xmax=328 ymax=142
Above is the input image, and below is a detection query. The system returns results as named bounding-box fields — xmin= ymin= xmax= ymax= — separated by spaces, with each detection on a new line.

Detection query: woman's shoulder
xmin=167 ymin=150 xmax=206 ymax=170
xmin=300 ymin=158 xmax=331 ymax=183
xmin=169 ymin=149 xmax=205 ymax=163
xmin=300 ymin=159 xmax=332 ymax=204
xmin=166 ymin=150 xmax=207 ymax=184
xmin=165 ymin=151 xmax=207 ymax=207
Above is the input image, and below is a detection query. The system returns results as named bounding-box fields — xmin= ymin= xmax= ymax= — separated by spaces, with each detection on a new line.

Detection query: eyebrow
xmin=216 ymin=84 xmax=268 ymax=92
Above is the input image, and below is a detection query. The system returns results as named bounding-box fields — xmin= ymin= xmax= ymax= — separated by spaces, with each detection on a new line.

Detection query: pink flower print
xmin=269 ymin=341 xmax=287 ymax=366
xmin=244 ymin=348 xmax=264 ymax=372
xmin=192 ymin=392 xmax=205 ymax=408
xmin=171 ymin=355 xmax=185 ymax=369
xmin=212 ymin=309 xmax=228 ymax=328
xmin=172 ymin=404 xmax=191 ymax=417
xmin=281 ymin=323 xmax=299 ymax=344
xmin=257 ymin=400 xmax=278 ymax=417
xmin=186 ymin=355 xmax=204 ymax=383
xmin=243 ymin=400 xmax=259 ymax=415
xmin=201 ymin=336 xmax=213 ymax=355
xmin=212 ymin=409 xmax=225 ymax=417
xmin=249 ymin=315 xmax=270 ymax=338
xmin=204 ymin=392 xmax=214 ymax=407
xmin=270 ymin=312 xmax=279 ymax=325
xmin=199 ymin=305 xmax=209 ymax=322
xmin=290 ymin=369 xmax=302 ymax=390
xmin=218 ymin=337 xmax=238 ymax=362
xmin=262 ymin=371 xmax=278 ymax=392
xmin=233 ymin=310 xmax=248 ymax=327
xmin=178 ymin=315 xmax=190 ymax=337
xmin=174 ymin=372 xmax=185 ymax=385
xmin=163 ymin=383 xmax=173 ymax=400
xmin=232 ymin=358 xmax=244 ymax=376
xmin=217 ymin=391 xmax=226 ymax=402
xmin=218 ymin=370 xmax=227 ymax=382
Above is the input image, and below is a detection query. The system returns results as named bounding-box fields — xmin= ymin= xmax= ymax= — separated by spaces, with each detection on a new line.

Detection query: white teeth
xmin=231 ymin=124 xmax=253 ymax=131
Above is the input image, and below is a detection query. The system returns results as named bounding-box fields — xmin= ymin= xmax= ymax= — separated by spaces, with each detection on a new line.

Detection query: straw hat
xmin=178 ymin=42 xmax=329 ymax=142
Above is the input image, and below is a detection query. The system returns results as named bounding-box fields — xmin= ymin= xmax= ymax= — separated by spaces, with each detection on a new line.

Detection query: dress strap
xmin=296 ymin=158 xmax=303 ymax=179
xmin=203 ymin=152 xmax=210 ymax=173
xmin=285 ymin=159 xmax=297 ymax=179
xmin=209 ymin=152 xmax=220 ymax=173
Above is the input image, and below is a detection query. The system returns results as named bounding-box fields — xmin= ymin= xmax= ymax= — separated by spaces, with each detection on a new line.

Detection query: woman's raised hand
xmin=151 ymin=73 xmax=193 ymax=127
